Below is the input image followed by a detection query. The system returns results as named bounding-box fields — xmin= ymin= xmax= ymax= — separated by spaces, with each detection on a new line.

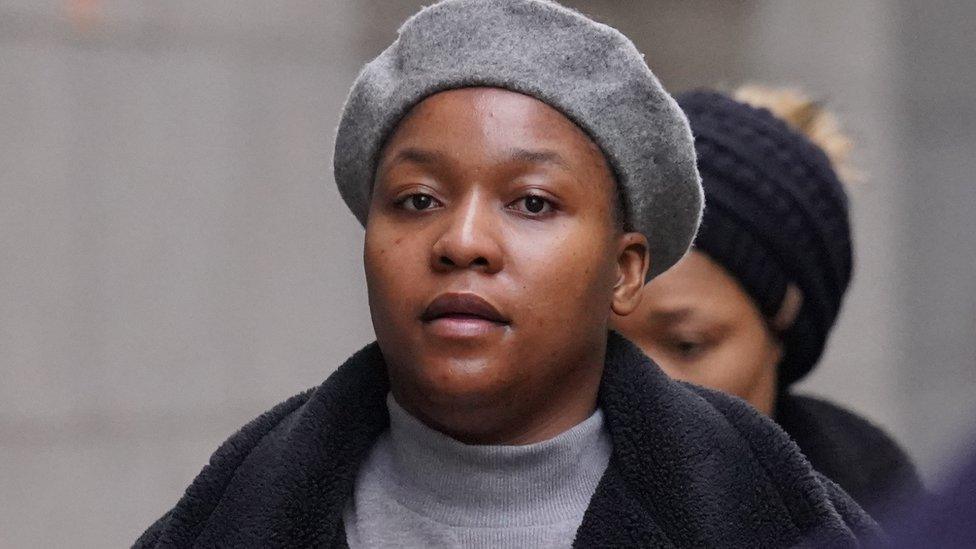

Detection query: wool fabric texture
xmin=342 ymin=394 xmax=611 ymax=547
xmin=775 ymin=392 xmax=924 ymax=531
xmin=333 ymin=0 xmax=703 ymax=280
xmin=134 ymin=333 xmax=881 ymax=547
xmin=677 ymin=90 xmax=854 ymax=384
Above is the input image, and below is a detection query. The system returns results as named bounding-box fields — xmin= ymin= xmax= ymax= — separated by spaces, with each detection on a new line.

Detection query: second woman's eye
xmin=666 ymin=338 xmax=708 ymax=361
xmin=675 ymin=341 xmax=702 ymax=357
xmin=510 ymin=195 xmax=554 ymax=215
xmin=398 ymin=193 xmax=441 ymax=211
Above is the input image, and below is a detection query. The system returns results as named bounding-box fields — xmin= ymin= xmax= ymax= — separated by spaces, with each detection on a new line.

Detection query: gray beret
xmin=333 ymin=0 xmax=703 ymax=279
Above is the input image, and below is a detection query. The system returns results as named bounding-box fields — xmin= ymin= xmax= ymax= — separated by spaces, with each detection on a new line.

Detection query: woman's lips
xmin=421 ymin=293 xmax=510 ymax=338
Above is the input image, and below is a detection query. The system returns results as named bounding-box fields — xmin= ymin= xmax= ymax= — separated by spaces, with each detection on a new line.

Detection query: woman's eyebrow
xmin=649 ymin=308 xmax=696 ymax=322
xmin=507 ymin=148 xmax=571 ymax=170
xmin=383 ymin=147 xmax=445 ymax=169
xmin=380 ymin=146 xmax=571 ymax=173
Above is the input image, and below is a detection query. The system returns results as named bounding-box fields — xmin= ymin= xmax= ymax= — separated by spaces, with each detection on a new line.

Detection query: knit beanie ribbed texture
xmin=677 ymin=91 xmax=853 ymax=385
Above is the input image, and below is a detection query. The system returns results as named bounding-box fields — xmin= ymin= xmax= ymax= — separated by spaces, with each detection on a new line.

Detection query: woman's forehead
xmin=644 ymin=252 xmax=756 ymax=315
xmin=378 ymin=88 xmax=612 ymax=183
xmin=388 ymin=89 xmax=599 ymax=152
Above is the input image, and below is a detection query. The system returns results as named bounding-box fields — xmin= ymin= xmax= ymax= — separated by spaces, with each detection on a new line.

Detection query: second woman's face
xmin=611 ymin=250 xmax=781 ymax=415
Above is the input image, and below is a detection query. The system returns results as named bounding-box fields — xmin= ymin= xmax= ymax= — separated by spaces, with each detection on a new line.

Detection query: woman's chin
xmin=393 ymin=356 xmax=522 ymax=410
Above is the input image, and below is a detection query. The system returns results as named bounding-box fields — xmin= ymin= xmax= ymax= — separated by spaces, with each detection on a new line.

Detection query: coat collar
xmin=148 ymin=333 xmax=873 ymax=547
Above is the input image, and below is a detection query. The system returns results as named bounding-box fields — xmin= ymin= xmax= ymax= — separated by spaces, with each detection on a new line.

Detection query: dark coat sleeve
xmin=775 ymin=393 xmax=925 ymax=526
xmin=686 ymin=382 xmax=885 ymax=546
xmin=816 ymin=472 xmax=886 ymax=544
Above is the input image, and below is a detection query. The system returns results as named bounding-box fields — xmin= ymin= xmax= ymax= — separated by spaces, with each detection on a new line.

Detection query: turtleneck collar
xmin=376 ymin=393 xmax=611 ymax=527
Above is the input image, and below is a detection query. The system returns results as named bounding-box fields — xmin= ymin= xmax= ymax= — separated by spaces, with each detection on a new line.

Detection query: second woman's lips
xmin=421 ymin=293 xmax=510 ymax=324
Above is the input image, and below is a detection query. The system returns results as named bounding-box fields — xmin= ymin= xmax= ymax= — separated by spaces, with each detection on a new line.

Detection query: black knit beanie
xmin=676 ymin=91 xmax=853 ymax=386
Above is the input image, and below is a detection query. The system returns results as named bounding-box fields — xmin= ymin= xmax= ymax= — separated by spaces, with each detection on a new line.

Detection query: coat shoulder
xmin=133 ymin=388 xmax=316 ymax=548
xmin=132 ymin=341 xmax=389 ymax=548
xmin=777 ymin=393 xmax=925 ymax=522
xmin=683 ymin=382 xmax=884 ymax=544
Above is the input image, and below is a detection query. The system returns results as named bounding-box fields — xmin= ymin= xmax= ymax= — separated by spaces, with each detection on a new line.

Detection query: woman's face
xmin=611 ymin=250 xmax=781 ymax=415
xmin=364 ymin=87 xmax=648 ymax=443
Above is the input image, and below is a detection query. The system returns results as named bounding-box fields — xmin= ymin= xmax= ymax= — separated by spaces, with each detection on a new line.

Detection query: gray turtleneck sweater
xmin=342 ymin=395 xmax=612 ymax=548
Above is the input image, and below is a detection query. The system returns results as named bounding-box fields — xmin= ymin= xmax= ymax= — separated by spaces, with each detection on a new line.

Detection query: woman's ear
xmin=772 ymin=283 xmax=803 ymax=332
xmin=611 ymin=232 xmax=650 ymax=316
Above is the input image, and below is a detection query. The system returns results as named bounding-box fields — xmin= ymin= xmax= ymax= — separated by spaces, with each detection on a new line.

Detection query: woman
xmin=613 ymin=85 xmax=923 ymax=524
xmin=135 ymin=3 xmax=878 ymax=547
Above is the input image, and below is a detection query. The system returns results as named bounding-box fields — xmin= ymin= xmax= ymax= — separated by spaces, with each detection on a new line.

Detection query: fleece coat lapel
xmin=136 ymin=334 xmax=878 ymax=548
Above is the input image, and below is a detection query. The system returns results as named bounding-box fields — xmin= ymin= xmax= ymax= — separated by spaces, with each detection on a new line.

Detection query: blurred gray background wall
xmin=1 ymin=1 xmax=973 ymax=546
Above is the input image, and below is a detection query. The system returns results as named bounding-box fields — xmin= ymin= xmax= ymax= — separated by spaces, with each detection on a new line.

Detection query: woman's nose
xmin=430 ymin=194 xmax=503 ymax=274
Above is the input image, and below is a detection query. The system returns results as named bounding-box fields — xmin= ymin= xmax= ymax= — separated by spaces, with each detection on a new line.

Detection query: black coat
xmin=136 ymin=334 xmax=880 ymax=548
xmin=775 ymin=392 xmax=924 ymax=529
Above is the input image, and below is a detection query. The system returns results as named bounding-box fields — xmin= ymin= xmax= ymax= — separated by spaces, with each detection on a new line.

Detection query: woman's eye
xmin=671 ymin=340 xmax=705 ymax=359
xmin=398 ymin=193 xmax=441 ymax=211
xmin=511 ymin=195 xmax=554 ymax=215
